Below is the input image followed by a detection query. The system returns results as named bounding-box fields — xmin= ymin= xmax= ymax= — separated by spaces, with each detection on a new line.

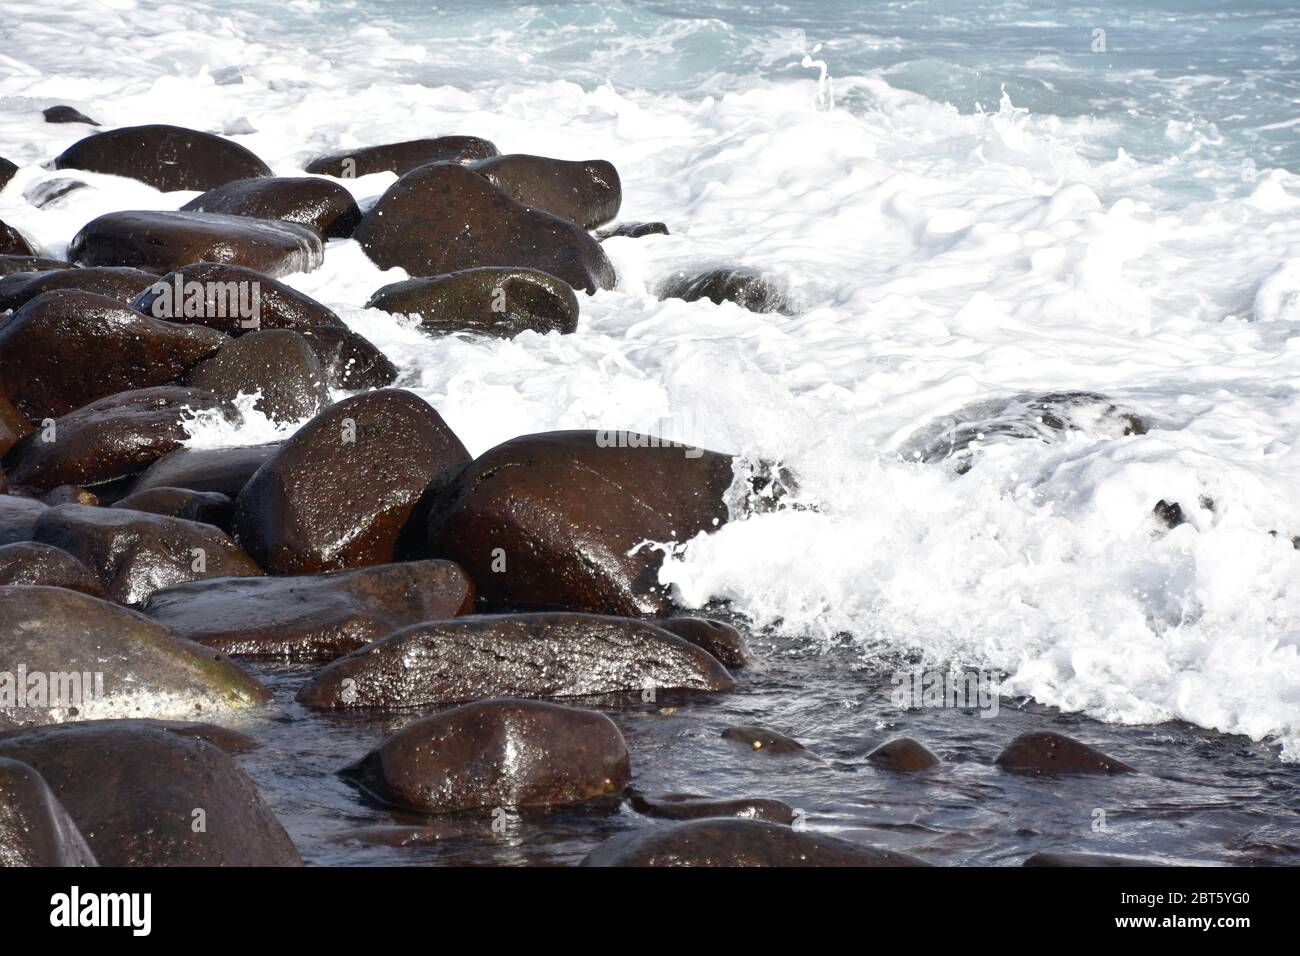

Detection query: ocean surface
xmin=2 ymin=0 xmax=1299 ymax=864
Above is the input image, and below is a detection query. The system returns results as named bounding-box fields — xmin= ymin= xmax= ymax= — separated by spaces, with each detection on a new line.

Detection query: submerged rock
xmin=995 ymin=731 xmax=1135 ymax=776
xmin=0 ymin=266 xmax=158 ymax=312
xmin=899 ymin=391 xmax=1148 ymax=474
xmin=0 ymin=721 xmax=299 ymax=865
xmin=297 ymin=612 xmax=734 ymax=711
xmin=367 ymin=267 xmax=580 ymax=338
xmin=658 ymin=268 xmax=792 ymax=314
xmin=653 ymin=617 xmax=750 ymax=668
xmin=627 ymin=791 xmax=795 ymax=824
xmin=304 ymin=135 xmax=499 ymax=178
xmin=0 ymin=586 xmax=269 ymax=729
xmin=42 ymin=105 xmax=98 ymax=126
xmin=597 ymin=221 xmax=669 ymax=240
xmin=182 ymin=177 xmax=362 ymax=238
xmin=234 ymin=389 xmax=470 ymax=574
xmin=4 ymin=387 xmax=236 ymax=493
xmin=184 ymin=329 xmax=330 ymax=424
xmin=468 ymin=154 xmax=621 ymax=229
xmin=722 ymin=724 xmax=808 ymax=755
xmin=143 ymin=560 xmax=475 ymax=660
xmin=340 ymin=698 xmax=630 ymax=814
xmin=130 ymin=443 xmax=280 ymax=499
xmin=23 ymin=178 xmax=90 ymax=209
xmin=866 ymin=737 xmax=941 ymax=771
xmin=0 ymin=542 xmax=106 ymax=597
xmin=70 ymin=211 xmax=324 ymax=277
xmin=53 ymin=124 xmax=272 ymax=192
xmin=581 ymin=819 xmax=929 ymax=867
xmin=0 ymin=757 xmax=97 ymax=866
xmin=0 ymin=290 xmax=226 ymax=420
xmin=32 ymin=504 xmax=262 ymax=606
xmin=353 ymin=162 xmax=615 ymax=293
xmin=425 ymin=430 xmax=734 ymax=616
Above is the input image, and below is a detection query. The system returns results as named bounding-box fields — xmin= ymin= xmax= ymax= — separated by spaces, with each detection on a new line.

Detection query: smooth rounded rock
xmin=0 ymin=266 xmax=158 ymax=312
xmin=353 ymin=162 xmax=615 ymax=293
xmin=296 ymin=325 xmax=398 ymax=390
xmin=580 ymin=819 xmax=929 ymax=867
xmin=367 ymin=267 xmax=579 ymax=338
xmin=32 ymin=504 xmax=262 ymax=606
xmin=182 ymin=177 xmax=362 ymax=238
xmin=42 ymin=105 xmax=98 ymax=126
xmin=184 ymin=329 xmax=330 ymax=424
xmin=53 ymin=124 xmax=272 ymax=192
xmin=297 ymin=612 xmax=734 ymax=711
xmin=235 ymin=389 xmax=470 ymax=574
xmin=130 ymin=443 xmax=279 ymax=499
xmin=0 ymin=220 xmax=36 ymax=257
xmin=69 ymin=211 xmax=324 ymax=277
xmin=653 ymin=617 xmax=749 ymax=668
xmin=0 ymin=721 xmax=299 ymax=865
xmin=111 ymin=487 xmax=234 ymax=531
xmin=339 ymin=698 xmax=630 ymax=814
xmin=468 ymin=154 xmax=621 ymax=229
xmin=995 ymin=731 xmax=1135 ymax=776
xmin=0 ymin=496 xmax=46 ymax=546
xmin=3 ymin=387 xmax=237 ymax=493
xmin=0 ymin=290 xmax=226 ymax=420
xmin=0 ymin=758 xmax=97 ymax=866
xmin=627 ymin=791 xmax=795 ymax=824
xmin=722 ymin=725 xmax=808 ymax=755
xmin=425 ymin=430 xmax=733 ymax=616
xmin=866 ymin=737 xmax=941 ymax=772
xmin=304 ymin=135 xmax=498 ymax=178
xmin=0 ymin=542 xmax=105 ymax=596
xmin=133 ymin=262 xmax=345 ymax=334
xmin=143 ymin=560 xmax=475 ymax=660
xmin=0 ymin=586 xmax=269 ymax=729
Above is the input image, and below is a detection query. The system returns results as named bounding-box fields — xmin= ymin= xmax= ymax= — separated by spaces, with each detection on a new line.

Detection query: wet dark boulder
xmin=0 ymin=496 xmax=46 ymax=545
xmin=581 ymin=819 xmax=929 ymax=867
xmin=468 ymin=154 xmax=621 ymax=229
xmin=32 ymin=504 xmax=262 ymax=606
xmin=0 ymin=220 xmax=36 ymax=257
xmin=297 ymin=612 xmax=734 ymax=711
xmin=0 ymin=721 xmax=299 ymax=865
xmin=69 ymin=211 xmax=324 ymax=278
xmin=0 ymin=266 xmax=158 ymax=312
xmin=40 ymin=486 xmax=97 ymax=507
xmin=3 ymin=387 xmax=236 ymax=493
xmin=866 ymin=737 xmax=940 ymax=772
xmin=184 ymin=329 xmax=330 ymax=424
xmin=597 ymin=221 xmax=669 ymax=240
xmin=182 ymin=177 xmax=362 ymax=238
xmin=653 ymin=617 xmax=749 ymax=668
xmin=42 ymin=105 xmax=98 ymax=126
xmin=53 ymin=124 xmax=272 ymax=192
xmin=339 ymin=698 xmax=630 ymax=814
xmin=297 ymin=325 xmax=398 ymax=390
xmin=353 ymin=162 xmax=615 ymax=293
xmin=0 ymin=256 xmax=70 ymax=277
xmin=130 ymin=442 xmax=279 ymax=499
xmin=0 ymin=290 xmax=226 ymax=420
xmin=722 ymin=724 xmax=808 ymax=756
xmin=0 ymin=758 xmax=97 ymax=866
xmin=367 ymin=267 xmax=579 ymax=338
xmin=304 ymin=135 xmax=498 ymax=178
xmin=627 ymin=791 xmax=795 ymax=824
xmin=111 ymin=487 xmax=234 ymax=532
xmin=0 ymin=542 xmax=106 ymax=597
xmin=143 ymin=560 xmax=475 ymax=661
xmin=0 ymin=157 xmax=15 ymax=192
xmin=899 ymin=391 xmax=1149 ymax=474
xmin=425 ymin=430 xmax=733 ymax=616
xmin=235 ymin=389 xmax=470 ymax=574
xmin=133 ymin=262 xmax=345 ymax=335
xmin=995 ymin=731 xmax=1135 ymax=776
xmin=0 ymin=395 xmax=33 ymax=457
xmin=658 ymin=268 xmax=792 ymax=314
xmin=0 ymin=586 xmax=269 ymax=729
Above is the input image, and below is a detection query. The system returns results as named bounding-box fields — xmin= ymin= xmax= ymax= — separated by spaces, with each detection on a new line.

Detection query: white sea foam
xmin=3 ymin=0 xmax=1299 ymax=757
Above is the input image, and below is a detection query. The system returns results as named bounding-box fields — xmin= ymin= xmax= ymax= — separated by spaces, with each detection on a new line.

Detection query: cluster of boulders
xmin=0 ymin=121 xmax=1142 ymax=868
